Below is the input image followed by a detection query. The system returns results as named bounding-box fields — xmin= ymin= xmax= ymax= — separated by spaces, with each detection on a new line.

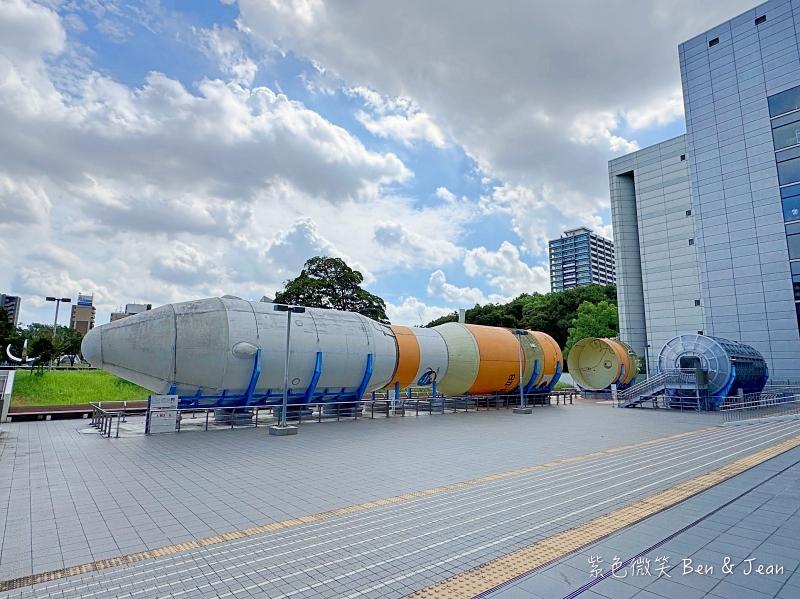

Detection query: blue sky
xmin=1 ymin=0 xmax=755 ymax=328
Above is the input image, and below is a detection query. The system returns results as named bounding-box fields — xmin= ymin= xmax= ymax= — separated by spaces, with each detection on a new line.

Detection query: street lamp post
xmin=46 ymin=296 xmax=71 ymax=372
xmin=644 ymin=344 xmax=651 ymax=380
xmin=511 ymin=329 xmax=532 ymax=414
xmin=269 ymin=304 xmax=306 ymax=436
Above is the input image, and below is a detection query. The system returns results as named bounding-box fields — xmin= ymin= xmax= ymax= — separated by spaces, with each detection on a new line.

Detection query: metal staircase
xmin=617 ymin=369 xmax=698 ymax=408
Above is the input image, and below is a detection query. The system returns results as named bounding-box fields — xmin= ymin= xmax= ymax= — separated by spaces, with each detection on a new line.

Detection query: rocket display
xmin=81 ymin=297 xmax=562 ymax=405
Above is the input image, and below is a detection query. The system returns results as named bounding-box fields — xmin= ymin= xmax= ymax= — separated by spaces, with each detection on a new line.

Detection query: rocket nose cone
xmin=82 ymin=327 xmax=102 ymax=367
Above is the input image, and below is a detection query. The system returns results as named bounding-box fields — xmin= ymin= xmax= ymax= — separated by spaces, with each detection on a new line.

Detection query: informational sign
xmin=150 ymin=395 xmax=178 ymax=409
xmin=148 ymin=394 xmax=178 ymax=434
xmin=77 ymin=294 xmax=93 ymax=307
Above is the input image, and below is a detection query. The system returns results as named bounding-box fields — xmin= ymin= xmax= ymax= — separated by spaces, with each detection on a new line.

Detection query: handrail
xmin=617 ymin=369 xmax=697 ymax=404
xmin=721 ymin=392 xmax=800 ymax=422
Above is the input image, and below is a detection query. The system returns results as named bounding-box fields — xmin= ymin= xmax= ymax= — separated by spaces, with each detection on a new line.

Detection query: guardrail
xmin=616 ymin=369 xmax=697 ymax=405
xmin=721 ymin=391 xmax=800 ymax=423
xmin=136 ymin=391 xmax=574 ymax=436
xmin=91 ymin=401 xmax=148 ymax=438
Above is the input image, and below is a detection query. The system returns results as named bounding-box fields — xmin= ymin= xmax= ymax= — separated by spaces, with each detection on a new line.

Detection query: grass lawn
xmin=10 ymin=370 xmax=149 ymax=407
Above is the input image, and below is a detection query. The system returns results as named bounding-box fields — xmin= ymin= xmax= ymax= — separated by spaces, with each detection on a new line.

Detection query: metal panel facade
xmin=609 ymin=137 xmax=704 ymax=375
xmin=612 ymin=0 xmax=800 ymax=380
xmin=679 ymin=0 xmax=800 ymax=379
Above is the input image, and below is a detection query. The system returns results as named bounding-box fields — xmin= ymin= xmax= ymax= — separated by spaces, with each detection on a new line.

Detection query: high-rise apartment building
xmin=548 ymin=228 xmax=616 ymax=292
xmin=611 ymin=0 xmax=800 ymax=378
xmin=0 ymin=294 xmax=21 ymax=327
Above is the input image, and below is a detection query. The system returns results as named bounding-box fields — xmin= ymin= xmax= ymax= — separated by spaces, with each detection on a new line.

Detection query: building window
xmin=698 ymin=331 xmax=704 ymax=335
xmin=708 ymin=37 xmax=719 ymax=47
xmin=755 ymin=15 xmax=767 ymax=25
xmin=686 ymin=209 xmax=692 ymax=216
xmin=781 ymin=186 xmax=800 ymax=222
xmin=769 ymin=84 xmax=800 ymax=117
xmin=788 ymin=233 xmax=800 ymax=260
xmin=777 ymin=155 xmax=800 ymax=186
xmin=689 ymin=238 xmax=695 ymax=245
xmin=695 ymin=299 xmax=701 ymax=306
xmin=680 ymin=154 xmax=686 ymax=161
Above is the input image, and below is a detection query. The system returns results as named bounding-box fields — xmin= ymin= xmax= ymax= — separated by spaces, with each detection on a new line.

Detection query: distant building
xmin=548 ymin=228 xmax=616 ymax=292
xmin=71 ymin=293 xmax=96 ymax=336
xmin=0 ymin=294 xmax=21 ymax=327
xmin=110 ymin=303 xmax=152 ymax=322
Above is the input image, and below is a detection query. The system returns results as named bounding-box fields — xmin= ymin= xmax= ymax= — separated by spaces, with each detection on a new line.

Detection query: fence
xmin=721 ymin=389 xmax=800 ymax=423
xmin=129 ymin=390 xmax=575 ymax=436
xmin=90 ymin=401 xmax=148 ymax=438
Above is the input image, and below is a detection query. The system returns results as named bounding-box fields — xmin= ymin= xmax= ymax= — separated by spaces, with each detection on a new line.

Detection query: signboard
xmin=150 ymin=395 xmax=178 ymax=409
xmin=77 ymin=294 xmax=93 ymax=307
xmin=149 ymin=410 xmax=177 ymax=434
xmin=148 ymin=394 xmax=178 ymax=434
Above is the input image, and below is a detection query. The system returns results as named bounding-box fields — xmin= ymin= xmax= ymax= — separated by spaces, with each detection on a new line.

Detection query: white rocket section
xmin=82 ymin=298 xmax=397 ymax=396
xmin=409 ymin=327 xmax=449 ymax=387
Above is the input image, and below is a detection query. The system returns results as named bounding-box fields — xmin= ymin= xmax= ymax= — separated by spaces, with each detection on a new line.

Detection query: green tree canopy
xmin=3 ymin=322 xmax=85 ymax=365
xmin=564 ymin=300 xmax=619 ymax=361
xmin=0 ymin=307 xmax=17 ymax=363
xmin=274 ymin=256 xmax=390 ymax=323
xmin=423 ymin=285 xmax=617 ymax=351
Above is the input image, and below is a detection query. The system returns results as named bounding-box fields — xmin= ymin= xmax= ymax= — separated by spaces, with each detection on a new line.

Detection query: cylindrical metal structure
xmin=386 ymin=325 xmax=421 ymax=388
xmin=658 ymin=334 xmax=769 ymax=397
xmin=567 ymin=337 xmax=639 ymax=391
xmin=527 ymin=331 xmax=563 ymax=390
xmin=82 ymin=296 xmax=566 ymax=402
xmin=409 ymin=327 xmax=449 ymax=388
xmin=434 ymin=323 xmax=522 ymax=396
xmin=82 ymin=298 xmax=397 ymax=397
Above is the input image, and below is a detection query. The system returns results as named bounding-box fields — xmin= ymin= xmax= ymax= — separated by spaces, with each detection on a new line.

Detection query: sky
xmin=0 ymin=0 xmax=760 ymax=328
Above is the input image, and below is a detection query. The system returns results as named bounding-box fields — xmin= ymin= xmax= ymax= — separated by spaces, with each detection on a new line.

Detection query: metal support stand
xmin=270 ymin=305 xmax=303 ymax=437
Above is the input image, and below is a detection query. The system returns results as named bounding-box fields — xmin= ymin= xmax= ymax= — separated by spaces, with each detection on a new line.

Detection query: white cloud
xmin=464 ymin=242 xmax=549 ymax=296
xmin=373 ymin=221 xmax=461 ymax=268
xmin=350 ymin=86 xmax=447 ymax=148
xmin=435 ymin=187 xmax=456 ymax=203
xmin=235 ymin=0 xmax=756 ymax=234
xmin=95 ymin=18 xmax=131 ymax=43
xmin=195 ymin=24 xmax=258 ymax=85
xmin=150 ymin=242 xmax=223 ymax=287
xmin=426 ymin=270 xmax=507 ymax=305
xmin=571 ymin=111 xmax=639 ymax=154
xmin=357 ymin=109 xmax=446 ymax=148
xmin=0 ymin=173 xmax=51 ymax=225
xmin=0 ymin=2 xmax=448 ymax=326
xmin=385 ymin=297 xmax=452 ymax=327
xmin=484 ymin=183 xmax=610 ymax=256
xmin=623 ymin=88 xmax=685 ymax=130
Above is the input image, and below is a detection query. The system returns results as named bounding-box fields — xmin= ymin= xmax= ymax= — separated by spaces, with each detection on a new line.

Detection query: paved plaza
xmin=0 ymin=403 xmax=797 ymax=598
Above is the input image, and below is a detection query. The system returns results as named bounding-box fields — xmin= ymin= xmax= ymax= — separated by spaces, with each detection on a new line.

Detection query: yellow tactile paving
xmin=0 ymin=426 xmax=716 ymax=592
xmin=403 ymin=433 xmax=800 ymax=599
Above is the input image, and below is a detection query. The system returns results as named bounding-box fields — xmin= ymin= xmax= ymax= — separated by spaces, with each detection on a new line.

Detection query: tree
xmin=424 ymin=311 xmax=458 ymax=328
xmin=56 ymin=327 xmax=84 ymax=365
xmin=29 ymin=336 xmax=57 ymax=371
xmin=520 ymin=285 xmax=617 ymax=350
xmin=564 ymin=300 xmax=619 ymax=361
xmin=0 ymin=307 xmax=13 ymax=363
xmin=274 ymin=256 xmax=390 ymax=323
xmin=422 ymin=285 xmax=618 ymax=352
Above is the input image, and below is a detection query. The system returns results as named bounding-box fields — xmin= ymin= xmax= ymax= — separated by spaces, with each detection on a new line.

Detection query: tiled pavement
xmin=484 ymin=443 xmax=800 ymax=599
xmin=0 ymin=403 xmax=716 ymax=582
xmin=0 ymin=404 xmax=796 ymax=598
xmin=1 ymin=422 xmax=800 ymax=599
